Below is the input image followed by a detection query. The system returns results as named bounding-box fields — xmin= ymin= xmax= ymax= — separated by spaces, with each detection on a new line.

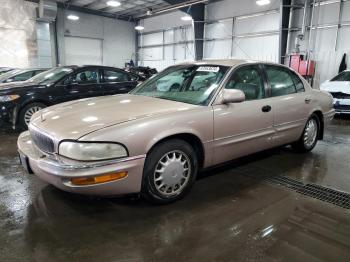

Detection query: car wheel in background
xmin=18 ymin=102 xmax=46 ymax=130
xmin=142 ymin=139 xmax=198 ymax=204
xmin=292 ymin=114 xmax=320 ymax=152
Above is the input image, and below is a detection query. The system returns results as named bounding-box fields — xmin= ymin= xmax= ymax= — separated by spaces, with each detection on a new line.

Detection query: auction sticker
xmin=197 ymin=66 xmax=220 ymax=72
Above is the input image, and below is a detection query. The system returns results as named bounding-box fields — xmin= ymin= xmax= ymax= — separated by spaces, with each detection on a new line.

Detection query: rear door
xmin=263 ymin=64 xmax=311 ymax=146
xmin=101 ymin=68 xmax=138 ymax=95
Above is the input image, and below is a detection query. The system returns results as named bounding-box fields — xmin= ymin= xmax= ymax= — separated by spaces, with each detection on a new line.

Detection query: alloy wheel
xmin=24 ymin=106 xmax=42 ymax=126
xmin=153 ymin=150 xmax=191 ymax=197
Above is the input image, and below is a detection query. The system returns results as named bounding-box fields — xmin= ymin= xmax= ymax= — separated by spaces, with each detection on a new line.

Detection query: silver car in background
xmin=18 ymin=60 xmax=335 ymax=204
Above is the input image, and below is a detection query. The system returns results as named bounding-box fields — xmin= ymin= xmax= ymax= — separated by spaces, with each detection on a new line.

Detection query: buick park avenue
xmin=18 ymin=60 xmax=335 ymax=204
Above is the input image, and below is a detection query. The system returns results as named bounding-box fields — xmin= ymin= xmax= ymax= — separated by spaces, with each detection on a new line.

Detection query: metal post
xmin=334 ymin=0 xmax=344 ymax=51
xmin=231 ymin=17 xmax=235 ymax=58
xmin=279 ymin=0 xmax=292 ymax=64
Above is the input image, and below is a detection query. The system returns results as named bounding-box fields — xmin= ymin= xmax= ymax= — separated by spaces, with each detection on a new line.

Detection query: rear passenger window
xmin=104 ymin=70 xmax=129 ymax=83
xmin=225 ymin=65 xmax=265 ymax=101
xmin=265 ymin=65 xmax=296 ymax=97
xmin=290 ymin=71 xmax=305 ymax=92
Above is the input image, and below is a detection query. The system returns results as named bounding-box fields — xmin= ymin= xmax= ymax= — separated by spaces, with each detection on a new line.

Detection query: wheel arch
xmin=146 ymin=133 xmax=205 ymax=170
xmin=312 ymin=110 xmax=324 ymax=140
xmin=16 ymin=100 xmax=50 ymax=125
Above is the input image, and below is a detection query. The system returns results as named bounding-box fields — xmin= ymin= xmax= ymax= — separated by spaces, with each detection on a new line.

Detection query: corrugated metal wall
xmin=287 ymin=0 xmax=350 ymax=88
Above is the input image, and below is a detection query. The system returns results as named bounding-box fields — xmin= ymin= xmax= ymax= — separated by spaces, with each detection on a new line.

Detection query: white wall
xmin=203 ymin=0 xmax=280 ymax=62
xmin=142 ymin=11 xmax=192 ymax=33
xmin=57 ymin=8 xmax=136 ymax=68
xmin=205 ymin=0 xmax=280 ymax=21
xmin=0 ymin=0 xmax=51 ymax=68
xmin=138 ymin=11 xmax=195 ymax=71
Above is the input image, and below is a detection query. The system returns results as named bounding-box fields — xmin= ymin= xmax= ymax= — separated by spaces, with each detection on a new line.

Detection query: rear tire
xmin=141 ymin=139 xmax=198 ymax=204
xmin=18 ymin=102 xmax=46 ymax=130
xmin=292 ymin=114 xmax=320 ymax=152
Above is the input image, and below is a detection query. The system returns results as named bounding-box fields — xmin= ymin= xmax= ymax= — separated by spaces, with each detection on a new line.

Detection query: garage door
xmin=64 ymin=36 xmax=102 ymax=66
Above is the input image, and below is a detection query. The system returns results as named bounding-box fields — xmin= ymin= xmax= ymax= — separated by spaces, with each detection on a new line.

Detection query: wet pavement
xmin=1 ymin=118 xmax=350 ymax=262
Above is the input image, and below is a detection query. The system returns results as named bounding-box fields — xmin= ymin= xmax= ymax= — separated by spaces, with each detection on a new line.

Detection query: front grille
xmin=330 ymin=92 xmax=350 ymax=99
xmin=30 ymin=128 xmax=55 ymax=153
xmin=334 ymin=104 xmax=350 ymax=111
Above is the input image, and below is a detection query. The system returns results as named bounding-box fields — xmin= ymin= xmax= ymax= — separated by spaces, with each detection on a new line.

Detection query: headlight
xmin=0 ymin=95 xmax=20 ymax=102
xmin=59 ymin=142 xmax=128 ymax=161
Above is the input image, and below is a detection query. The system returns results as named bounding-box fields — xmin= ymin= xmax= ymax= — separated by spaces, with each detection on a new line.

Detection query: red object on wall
xmin=299 ymin=60 xmax=315 ymax=76
xmin=289 ymin=54 xmax=315 ymax=77
xmin=290 ymin=55 xmax=301 ymax=72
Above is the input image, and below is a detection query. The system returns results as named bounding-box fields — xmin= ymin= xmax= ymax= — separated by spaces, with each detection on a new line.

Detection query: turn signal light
xmin=70 ymin=172 xmax=128 ymax=186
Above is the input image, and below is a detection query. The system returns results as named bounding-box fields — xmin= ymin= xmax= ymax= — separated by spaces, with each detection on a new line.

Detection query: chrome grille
xmin=30 ymin=128 xmax=55 ymax=153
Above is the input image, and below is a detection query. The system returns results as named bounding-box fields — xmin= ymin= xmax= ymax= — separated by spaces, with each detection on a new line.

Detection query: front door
xmin=212 ymin=64 xmax=275 ymax=165
xmin=55 ymin=68 xmax=101 ymax=104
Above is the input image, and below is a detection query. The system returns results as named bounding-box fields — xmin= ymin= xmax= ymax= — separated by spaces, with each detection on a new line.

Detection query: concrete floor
xmin=1 ymin=118 xmax=350 ymax=262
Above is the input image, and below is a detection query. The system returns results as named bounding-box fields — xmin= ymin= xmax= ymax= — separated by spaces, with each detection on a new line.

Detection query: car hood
xmin=0 ymin=81 xmax=43 ymax=93
xmin=320 ymin=81 xmax=350 ymax=94
xmin=30 ymin=94 xmax=198 ymax=141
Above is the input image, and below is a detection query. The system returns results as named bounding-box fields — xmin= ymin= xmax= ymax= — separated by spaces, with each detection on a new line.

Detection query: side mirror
xmin=219 ymin=89 xmax=245 ymax=104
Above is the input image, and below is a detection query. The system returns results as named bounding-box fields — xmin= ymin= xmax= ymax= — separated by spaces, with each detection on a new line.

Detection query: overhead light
xmin=67 ymin=14 xmax=79 ymax=20
xmin=106 ymin=1 xmax=121 ymax=7
xmin=135 ymin=25 xmax=145 ymax=31
xmin=256 ymin=0 xmax=271 ymax=5
xmin=181 ymin=15 xmax=192 ymax=21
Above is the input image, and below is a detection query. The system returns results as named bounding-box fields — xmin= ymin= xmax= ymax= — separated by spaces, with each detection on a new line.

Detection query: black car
xmin=0 ymin=68 xmax=47 ymax=84
xmin=125 ymin=66 xmax=158 ymax=79
xmin=0 ymin=67 xmax=15 ymax=75
xmin=0 ymin=65 xmax=141 ymax=130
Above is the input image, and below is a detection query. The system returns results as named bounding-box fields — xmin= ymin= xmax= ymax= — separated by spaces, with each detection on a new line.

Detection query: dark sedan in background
xmin=0 ymin=65 xmax=142 ymax=130
xmin=0 ymin=67 xmax=15 ymax=75
xmin=0 ymin=68 xmax=47 ymax=84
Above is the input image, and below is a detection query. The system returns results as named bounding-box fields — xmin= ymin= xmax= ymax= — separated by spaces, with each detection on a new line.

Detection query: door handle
xmin=262 ymin=105 xmax=272 ymax=113
xmin=305 ymin=98 xmax=312 ymax=103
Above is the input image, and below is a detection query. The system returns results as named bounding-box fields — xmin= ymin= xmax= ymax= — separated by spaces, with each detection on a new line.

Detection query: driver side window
xmin=225 ymin=65 xmax=265 ymax=101
xmin=64 ymin=70 xmax=98 ymax=85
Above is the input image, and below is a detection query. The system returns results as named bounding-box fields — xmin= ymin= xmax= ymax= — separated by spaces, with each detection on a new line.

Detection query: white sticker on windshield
xmin=197 ymin=66 xmax=220 ymax=73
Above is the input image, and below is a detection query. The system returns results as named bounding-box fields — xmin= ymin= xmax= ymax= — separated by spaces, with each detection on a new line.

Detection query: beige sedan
xmin=18 ymin=60 xmax=335 ymax=203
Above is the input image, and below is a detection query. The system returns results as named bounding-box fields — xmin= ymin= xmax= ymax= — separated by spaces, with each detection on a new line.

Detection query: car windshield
xmin=131 ymin=65 xmax=229 ymax=105
xmin=331 ymin=71 xmax=350 ymax=82
xmin=28 ymin=67 xmax=73 ymax=84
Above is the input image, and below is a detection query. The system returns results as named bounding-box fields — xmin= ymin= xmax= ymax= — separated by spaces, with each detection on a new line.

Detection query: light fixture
xmin=135 ymin=25 xmax=145 ymax=31
xmin=67 ymin=14 xmax=79 ymax=20
xmin=256 ymin=0 xmax=271 ymax=6
xmin=106 ymin=1 xmax=121 ymax=7
xmin=181 ymin=15 xmax=192 ymax=21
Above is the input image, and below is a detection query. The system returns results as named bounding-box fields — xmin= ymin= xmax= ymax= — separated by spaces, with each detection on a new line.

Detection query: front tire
xmin=18 ymin=102 xmax=46 ymax=130
xmin=292 ymin=114 xmax=320 ymax=152
xmin=142 ymin=139 xmax=198 ymax=204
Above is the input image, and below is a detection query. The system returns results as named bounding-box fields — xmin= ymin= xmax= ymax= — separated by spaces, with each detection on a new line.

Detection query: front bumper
xmin=17 ymin=131 xmax=146 ymax=196
xmin=323 ymin=109 xmax=336 ymax=122
xmin=333 ymin=99 xmax=350 ymax=114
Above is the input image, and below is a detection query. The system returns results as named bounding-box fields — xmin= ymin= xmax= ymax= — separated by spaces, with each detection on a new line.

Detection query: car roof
xmin=59 ymin=65 xmax=125 ymax=70
xmin=175 ymin=59 xmax=282 ymax=68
